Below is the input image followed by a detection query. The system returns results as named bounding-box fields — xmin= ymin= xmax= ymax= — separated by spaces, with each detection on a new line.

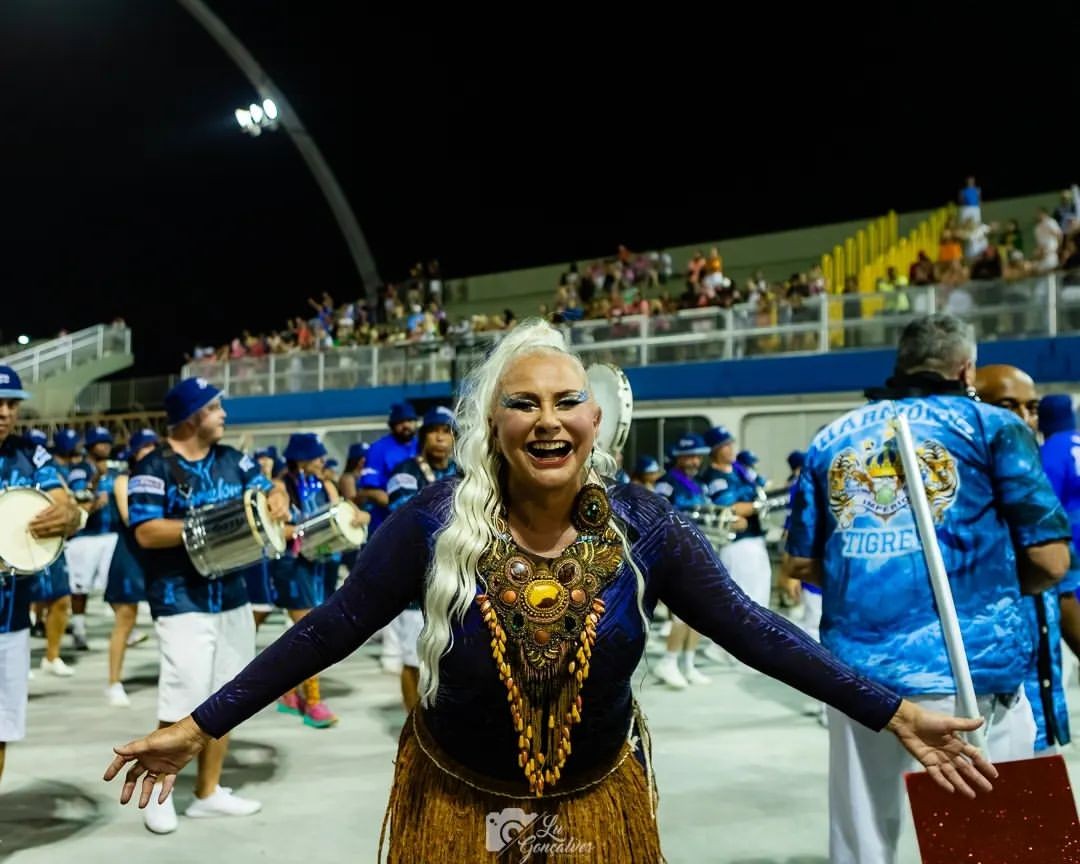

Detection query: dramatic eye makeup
xmin=500 ymin=394 xmax=538 ymax=411
xmin=499 ymin=390 xmax=589 ymax=411
xmin=559 ymin=390 xmax=589 ymax=407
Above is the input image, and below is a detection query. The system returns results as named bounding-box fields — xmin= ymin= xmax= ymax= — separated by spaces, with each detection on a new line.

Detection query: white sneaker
xmin=185 ymin=786 xmax=261 ymax=819
xmin=126 ymin=630 xmax=149 ymax=647
xmin=143 ymin=786 xmax=178 ymax=834
xmin=40 ymin=657 xmax=75 ymax=677
xmin=105 ymin=682 xmax=131 ymax=707
xmin=683 ymin=666 xmax=711 ymax=686
xmin=654 ymin=656 xmax=688 ymax=690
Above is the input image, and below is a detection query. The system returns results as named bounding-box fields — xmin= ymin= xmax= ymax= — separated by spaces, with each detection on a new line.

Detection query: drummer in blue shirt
xmin=652 ymin=433 xmax=713 ymax=689
xmin=273 ymin=432 xmax=351 ymax=730
xmin=127 ymin=377 xmax=289 ymax=834
xmin=362 ymin=404 xmax=419 ymax=675
xmin=360 ymin=403 xmax=419 ymax=535
xmin=0 ymin=366 xmax=82 ymax=786
xmin=27 ymin=429 xmax=80 ymax=669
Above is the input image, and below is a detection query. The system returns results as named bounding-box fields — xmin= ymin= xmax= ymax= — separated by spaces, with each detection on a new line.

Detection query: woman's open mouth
xmin=525 ymin=440 xmax=573 ymax=466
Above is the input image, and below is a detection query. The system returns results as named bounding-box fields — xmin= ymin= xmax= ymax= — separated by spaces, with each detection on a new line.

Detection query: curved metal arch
xmin=177 ymin=0 xmax=382 ymax=306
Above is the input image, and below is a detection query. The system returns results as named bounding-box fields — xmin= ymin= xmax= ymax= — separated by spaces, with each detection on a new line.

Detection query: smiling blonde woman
xmin=106 ymin=320 xmax=997 ymax=862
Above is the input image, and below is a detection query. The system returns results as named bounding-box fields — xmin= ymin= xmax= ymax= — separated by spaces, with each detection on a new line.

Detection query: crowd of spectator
xmin=187 ymin=182 xmax=1080 ymax=366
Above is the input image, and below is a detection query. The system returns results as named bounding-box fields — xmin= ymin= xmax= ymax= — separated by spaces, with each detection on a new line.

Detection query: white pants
xmin=155 ymin=605 xmax=256 ymax=723
xmin=380 ymin=621 xmax=402 ymax=663
xmin=391 ymin=609 xmax=424 ymax=668
xmin=0 ymin=629 xmax=29 ymax=742
xmin=719 ymin=536 xmax=772 ymax=608
xmin=65 ymin=533 xmax=118 ymax=594
xmin=799 ymin=590 xmax=822 ymax=642
xmin=828 ymin=688 xmax=1036 ymax=864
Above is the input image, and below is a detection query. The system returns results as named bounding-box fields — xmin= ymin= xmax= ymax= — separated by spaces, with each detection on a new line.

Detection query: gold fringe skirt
xmin=379 ymin=709 xmax=665 ymax=863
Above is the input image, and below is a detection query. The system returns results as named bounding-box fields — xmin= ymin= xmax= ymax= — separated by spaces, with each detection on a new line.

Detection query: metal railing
xmin=180 ymin=273 xmax=1078 ymax=396
xmin=2 ymin=324 xmax=132 ymax=383
xmin=73 ymin=375 xmax=179 ymax=415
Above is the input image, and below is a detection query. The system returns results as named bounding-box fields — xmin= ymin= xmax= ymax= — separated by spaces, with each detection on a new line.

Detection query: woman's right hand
xmin=103 ymin=716 xmax=211 ymax=807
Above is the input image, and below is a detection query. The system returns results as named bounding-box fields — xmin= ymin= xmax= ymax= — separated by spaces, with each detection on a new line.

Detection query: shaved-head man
xmin=977 ymin=363 xmax=1080 ymax=756
xmin=975 ymin=364 xmax=1040 ymax=433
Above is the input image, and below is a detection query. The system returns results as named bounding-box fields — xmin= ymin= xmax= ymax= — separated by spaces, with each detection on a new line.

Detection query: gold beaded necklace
xmin=475 ymin=508 xmax=622 ymax=797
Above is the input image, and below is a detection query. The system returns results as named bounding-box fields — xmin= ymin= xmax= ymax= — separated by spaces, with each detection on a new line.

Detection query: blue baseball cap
xmin=671 ymin=433 xmax=710 ymax=457
xmin=128 ymin=428 xmax=159 ymax=453
xmin=325 ymin=458 xmax=339 ymax=470
xmin=420 ymin=405 xmax=456 ymax=435
xmin=283 ymin=433 xmax=328 ymax=463
xmin=53 ymin=428 xmax=80 ymax=455
xmin=736 ymin=449 xmax=759 ymax=466
xmin=704 ymin=426 xmax=735 ymax=448
xmin=388 ymin=402 xmax=418 ymax=426
xmin=27 ymin=428 xmax=48 ymax=447
xmin=633 ymin=454 xmax=661 ymax=476
xmin=85 ymin=425 xmax=114 ymax=447
xmin=1039 ymin=394 xmax=1076 ymax=437
xmin=164 ymin=377 xmax=223 ymax=426
xmin=347 ymin=442 xmax=370 ymax=461
xmin=0 ymin=366 xmax=30 ymax=400
xmin=787 ymin=450 xmax=806 ymax=471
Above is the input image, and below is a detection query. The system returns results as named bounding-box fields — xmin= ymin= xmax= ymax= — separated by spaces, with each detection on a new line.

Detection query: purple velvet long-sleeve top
xmin=193 ymin=480 xmax=901 ymax=785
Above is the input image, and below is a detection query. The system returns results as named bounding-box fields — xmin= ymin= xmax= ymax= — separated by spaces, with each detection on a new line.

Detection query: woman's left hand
xmin=886 ymin=699 xmax=998 ymax=797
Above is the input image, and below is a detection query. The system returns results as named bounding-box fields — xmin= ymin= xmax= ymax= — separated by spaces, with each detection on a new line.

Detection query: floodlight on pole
xmin=177 ymin=0 xmax=382 ymax=311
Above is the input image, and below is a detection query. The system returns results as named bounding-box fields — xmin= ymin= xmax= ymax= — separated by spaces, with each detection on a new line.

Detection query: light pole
xmin=176 ymin=0 xmax=382 ymax=310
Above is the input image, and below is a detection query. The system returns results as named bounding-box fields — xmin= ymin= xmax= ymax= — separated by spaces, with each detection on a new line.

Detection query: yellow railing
xmin=820 ymin=205 xmax=956 ymax=344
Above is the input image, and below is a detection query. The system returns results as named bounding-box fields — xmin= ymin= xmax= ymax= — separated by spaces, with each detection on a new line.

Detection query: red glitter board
xmin=905 ymin=756 xmax=1080 ymax=863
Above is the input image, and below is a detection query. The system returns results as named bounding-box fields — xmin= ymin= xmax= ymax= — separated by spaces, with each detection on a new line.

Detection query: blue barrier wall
xmin=224 ymin=336 xmax=1080 ymax=425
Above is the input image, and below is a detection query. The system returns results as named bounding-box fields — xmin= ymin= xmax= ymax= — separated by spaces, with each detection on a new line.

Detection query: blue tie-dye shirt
xmin=787 ymin=395 xmax=1070 ymax=696
xmin=128 ymin=445 xmax=272 ymax=617
xmin=699 ymin=463 xmax=766 ymax=539
xmin=82 ymin=465 xmax=120 ymax=536
xmin=0 ymin=435 xmax=62 ymax=632
xmin=59 ymin=459 xmax=93 ymax=496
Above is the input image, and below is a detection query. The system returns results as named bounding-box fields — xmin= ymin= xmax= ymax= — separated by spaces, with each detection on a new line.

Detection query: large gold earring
xmin=571 ymin=481 xmax=610 ymax=534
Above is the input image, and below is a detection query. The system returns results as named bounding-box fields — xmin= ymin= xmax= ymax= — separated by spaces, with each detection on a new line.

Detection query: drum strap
xmin=159 ymin=446 xmax=193 ymax=500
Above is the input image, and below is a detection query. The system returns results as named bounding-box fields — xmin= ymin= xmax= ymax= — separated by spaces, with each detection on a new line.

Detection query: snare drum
xmin=0 ymin=487 xmax=65 ymax=575
xmin=183 ymin=489 xmax=285 ymax=579
xmin=587 ymin=363 xmax=633 ymax=454
xmin=295 ymin=500 xmax=368 ymax=561
xmin=689 ymin=504 xmax=738 ymax=549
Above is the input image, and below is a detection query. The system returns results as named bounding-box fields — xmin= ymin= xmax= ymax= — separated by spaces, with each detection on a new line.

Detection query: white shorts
xmin=65 ymin=533 xmax=119 ymax=594
xmin=391 ymin=609 xmax=424 ymax=669
xmin=0 ymin=629 xmax=30 ymax=742
xmin=154 ymin=605 xmax=256 ymax=723
xmin=718 ymin=535 xmax=772 ymax=608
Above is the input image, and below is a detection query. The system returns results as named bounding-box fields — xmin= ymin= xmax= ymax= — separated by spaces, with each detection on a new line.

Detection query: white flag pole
xmin=892 ymin=413 xmax=987 ymax=751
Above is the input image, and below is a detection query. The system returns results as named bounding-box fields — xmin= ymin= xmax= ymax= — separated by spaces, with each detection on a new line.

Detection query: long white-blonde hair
xmin=417 ymin=318 xmax=648 ymax=705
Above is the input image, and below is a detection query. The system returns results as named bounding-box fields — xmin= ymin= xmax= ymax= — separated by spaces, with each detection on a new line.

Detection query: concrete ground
xmin=2 ymin=602 xmax=1079 ymax=863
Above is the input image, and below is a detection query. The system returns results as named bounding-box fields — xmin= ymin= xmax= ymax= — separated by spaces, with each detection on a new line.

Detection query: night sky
xmin=2 ymin=3 xmax=1076 ymax=373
